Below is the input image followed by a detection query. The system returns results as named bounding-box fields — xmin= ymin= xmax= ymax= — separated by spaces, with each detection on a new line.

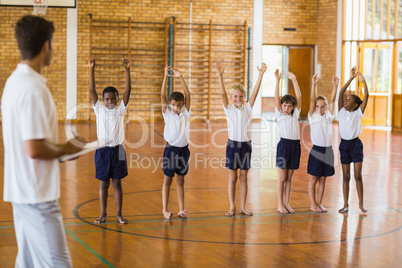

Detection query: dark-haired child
xmin=161 ymin=65 xmax=191 ymax=220
xmin=3 ymin=15 xmax=84 ymax=267
xmin=307 ymin=74 xmax=338 ymax=213
xmin=274 ymin=70 xmax=302 ymax=214
xmin=89 ymin=57 xmax=131 ymax=224
xmin=337 ymin=67 xmax=369 ymax=213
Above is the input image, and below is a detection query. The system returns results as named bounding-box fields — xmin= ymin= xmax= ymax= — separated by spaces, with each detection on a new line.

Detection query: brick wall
xmin=0 ymin=0 xmax=338 ymax=121
xmin=263 ymin=0 xmax=318 ymax=45
xmin=76 ymin=0 xmax=254 ymax=121
xmin=0 ymin=7 xmax=67 ymax=121
xmin=261 ymin=0 xmax=338 ymax=111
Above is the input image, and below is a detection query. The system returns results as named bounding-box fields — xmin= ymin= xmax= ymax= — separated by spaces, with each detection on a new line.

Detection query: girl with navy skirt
xmin=215 ymin=61 xmax=267 ymax=217
xmin=337 ymin=67 xmax=369 ymax=213
xmin=274 ymin=70 xmax=302 ymax=214
xmin=307 ymin=74 xmax=338 ymax=213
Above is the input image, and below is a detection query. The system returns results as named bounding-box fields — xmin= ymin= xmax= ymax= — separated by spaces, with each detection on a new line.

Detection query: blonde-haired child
xmin=215 ymin=61 xmax=267 ymax=216
xmin=307 ymin=74 xmax=338 ymax=212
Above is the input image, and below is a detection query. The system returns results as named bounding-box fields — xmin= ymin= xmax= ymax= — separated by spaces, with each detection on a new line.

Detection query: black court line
xmin=73 ymin=188 xmax=402 ymax=245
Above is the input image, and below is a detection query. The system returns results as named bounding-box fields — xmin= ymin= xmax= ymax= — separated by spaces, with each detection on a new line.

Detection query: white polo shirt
xmin=162 ymin=106 xmax=190 ymax=147
xmin=275 ymin=106 xmax=301 ymax=140
xmin=93 ymin=100 xmax=128 ymax=147
xmin=308 ymin=111 xmax=335 ymax=147
xmin=224 ymin=102 xmax=252 ymax=142
xmin=338 ymin=107 xmax=363 ymax=140
xmin=2 ymin=64 xmax=60 ymax=204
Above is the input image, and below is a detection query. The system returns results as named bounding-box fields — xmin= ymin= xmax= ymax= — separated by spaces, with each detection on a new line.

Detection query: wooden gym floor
xmin=0 ymin=119 xmax=401 ymax=267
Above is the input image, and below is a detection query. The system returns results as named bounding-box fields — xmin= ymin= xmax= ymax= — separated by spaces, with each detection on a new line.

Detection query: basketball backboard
xmin=0 ymin=0 xmax=76 ymax=8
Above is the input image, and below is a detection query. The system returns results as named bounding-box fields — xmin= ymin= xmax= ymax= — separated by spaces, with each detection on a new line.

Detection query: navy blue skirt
xmin=307 ymin=145 xmax=335 ymax=177
xmin=276 ymin=138 xmax=301 ymax=170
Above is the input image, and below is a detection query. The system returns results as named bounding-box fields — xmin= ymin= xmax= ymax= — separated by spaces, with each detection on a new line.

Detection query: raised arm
xmin=215 ymin=61 xmax=229 ymax=109
xmin=358 ymin=73 xmax=369 ymax=113
xmin=89 ymin=58 xmax=98 ymax=105
xmin=161 ymin=65 xmax=170 ymax=113
xmin=122 ymin=58 xmax=131 ymax=106
xmin=338 ymin=66 xmax=358 ymax=111
xmin=329 ymin=76 xmax=339 ymax=115
xmin=249 ymin=62 xmax=267 ymax=108
xmin=287 ymin=72 xmax=301 ymax=110
xmin=309 ymin=74 xmax=319 ymax=117
xmin=274 ymin=69 xmax=282 ymax=111
xmin=170 ymin=68 xmax=191 ymax=111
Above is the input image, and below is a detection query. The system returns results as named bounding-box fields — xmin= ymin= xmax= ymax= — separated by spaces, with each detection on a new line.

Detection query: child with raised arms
xmin=215 ymin=61 xmax=267 ymax=217
xmin=89 ymin=57 xmax=131 ymax=224
xmin=274 ymin=70 xmax=302 ymax=214
xmin=161 ymin=65 xmax=191 ymax=220
xmin=307 ymin=74 xmax=338 ymax=212
xmin=337 ymin=67 xmax=369 ymax=213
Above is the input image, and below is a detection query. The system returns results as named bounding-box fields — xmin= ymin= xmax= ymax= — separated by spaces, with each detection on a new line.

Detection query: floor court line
xmin=64 ymin=227 xmax=115 ymax=268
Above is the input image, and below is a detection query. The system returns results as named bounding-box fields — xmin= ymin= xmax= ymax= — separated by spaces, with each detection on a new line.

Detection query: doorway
xmin=261 ymin=45 xmax=314 ymax=119
xmin=392 ymin=42 xmax=402 ymax=132
xmin=288 ymin=47 xmax=314 ymax=119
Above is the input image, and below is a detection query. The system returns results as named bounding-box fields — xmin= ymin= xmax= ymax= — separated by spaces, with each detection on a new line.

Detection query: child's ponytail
xmin=350 ymin=94 xmax=363 ymax=110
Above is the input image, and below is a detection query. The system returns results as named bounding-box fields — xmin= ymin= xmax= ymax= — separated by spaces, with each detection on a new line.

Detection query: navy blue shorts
xmin=339 ymin=137 xmax=364 ymax=164
xmin=162 ymin=143 xmax=190 ymax=177
xmin=276 ymin=138 xmax=301 ymax=170
xmin=95 ymin=144 xmax=128 ymax=181
xmin=307 ymin=145 xmax=335 ymax=177
xmin=225 ymin=139 xmax=252 ymax=170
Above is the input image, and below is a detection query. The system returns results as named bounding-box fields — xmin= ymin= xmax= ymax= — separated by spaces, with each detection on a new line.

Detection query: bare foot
xmin=178 ymin=210 xmax=188 ymax=218
xmin=285 ymin=205 xmax=295 ymax=213
xmin=240 ymin=208 xmax=253 ymax=216
xmin=163 ymin=211 xmax=173 ymax=220
xmin=94 ymin=214 xmax=107 ymax=224
xmin=225 ymin=209 xmax=236 ymax=217
xmin=359 ymin=204 xmax=368 ymax=213
xmin=311 ymin=205 xmax=322 ymax=213
xmin=318 ymin=204 xmax=328 ymax=213
xmin=116 ymin=215 xmax=128 ymax=224
xmin=338 ymin=205 xmax=349 ymax=213
xmin=277 ymin=207 xmax=288 ymax=214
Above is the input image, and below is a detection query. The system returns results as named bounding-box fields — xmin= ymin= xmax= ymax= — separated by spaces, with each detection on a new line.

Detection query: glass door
xmin=359 ymin=42 xmax=392 ymax=126
xmin=392 ymin=42 xmax=402 ymax=131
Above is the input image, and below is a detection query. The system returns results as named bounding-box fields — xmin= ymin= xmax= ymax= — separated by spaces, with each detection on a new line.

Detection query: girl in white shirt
xmin=215 ymin=61 xmax=267 ymax=217
xmin=337 ymin=67 xmax=369 ymax=213
xmin=274 ymin=70 xmax=302 ymax=214
xmin=307 ymin=74 xmax=338 ymax=213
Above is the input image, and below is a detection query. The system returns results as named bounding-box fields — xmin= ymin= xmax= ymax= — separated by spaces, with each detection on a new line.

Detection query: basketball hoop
xmin=32 ymin=0 xmax=49 ymax=16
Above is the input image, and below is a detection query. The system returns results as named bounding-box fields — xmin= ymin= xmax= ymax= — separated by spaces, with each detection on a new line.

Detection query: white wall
xmin=252 ymin=0 xmax=263 ymax=117
xmin=66 ymin=5 xmax=78 ymax=120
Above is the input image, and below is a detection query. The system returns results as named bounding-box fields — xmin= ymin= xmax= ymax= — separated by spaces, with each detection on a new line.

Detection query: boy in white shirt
xmin=2 ymin=15 xmax=84 ymax=267
xmin=215 ymin=61 xmax=267 ymax=217
xmin=89 ymin=57 xmax=131 ymax=224
xmin=161 ymin=66 xmax=191 ymax=220
xmin=274 ymin=69 xmax=302 ymax=214
xmin=307 ymin=74 xmax=338 ymax=212
xmin=337 ymin=67 xmax=369 ymax=213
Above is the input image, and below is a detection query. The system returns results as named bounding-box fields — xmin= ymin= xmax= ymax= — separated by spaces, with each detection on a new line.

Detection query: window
xmin=261 ymin=45 xmax=287 ymax=97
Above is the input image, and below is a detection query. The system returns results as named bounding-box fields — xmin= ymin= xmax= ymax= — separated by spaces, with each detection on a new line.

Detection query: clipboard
xmin=59 ymin=139 xmax=108 ymax=162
